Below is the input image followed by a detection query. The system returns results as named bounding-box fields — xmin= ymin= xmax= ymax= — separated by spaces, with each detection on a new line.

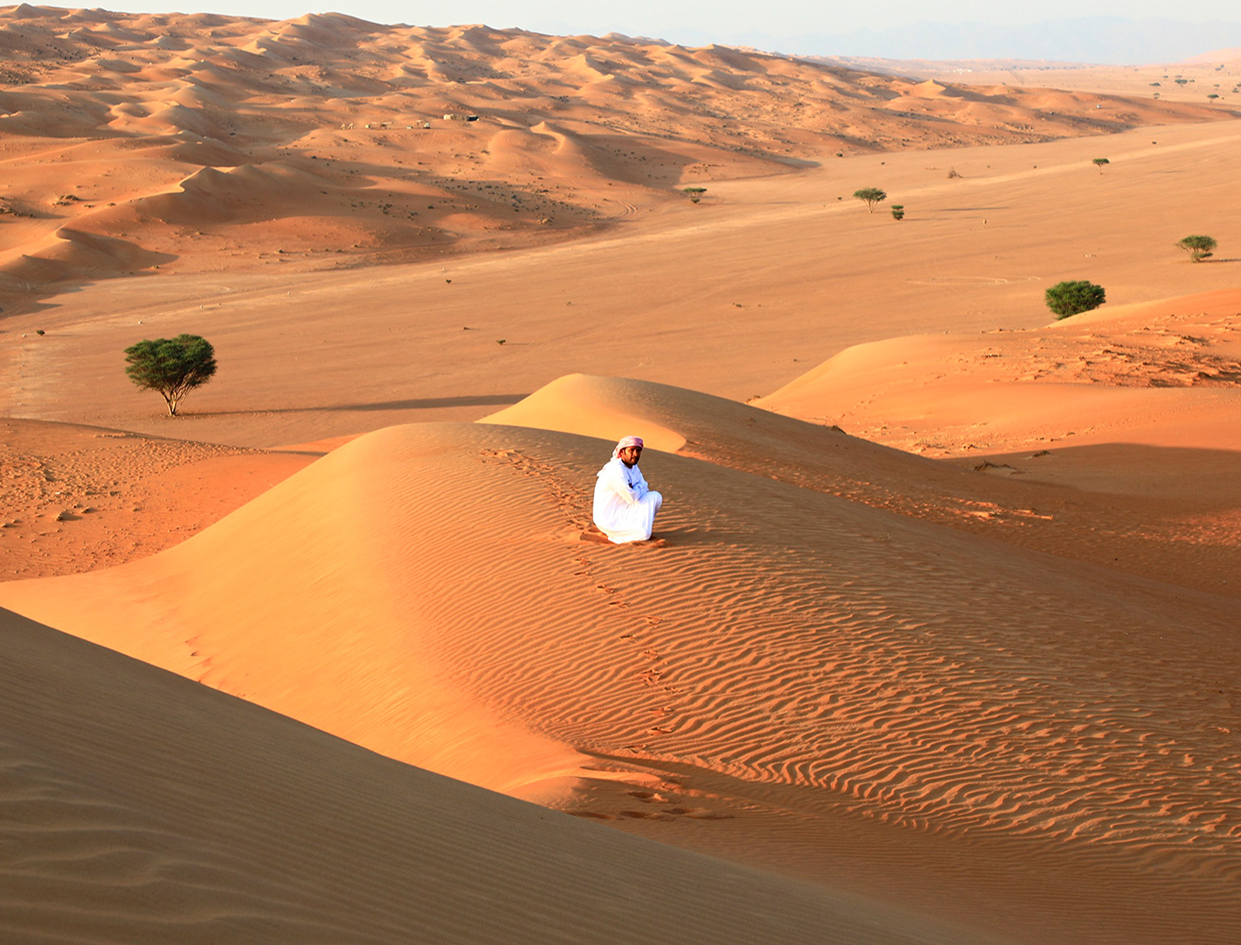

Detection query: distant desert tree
xmin=1177 ymin=235 xmax=1217 ymax=262
xmin=890 ymin=204 xmax=905 ymax=220
xmin=682 ymin=186 xmax=707 ymax=204
xmin=853 ymin=188 xmax=887 ymax=212
xmin=1092 ymin=157 xmax=1110 ymax=172
xmin=1045 ymin=281 xmax=1106 ymax=320
xmin=124 ymin=334 xmax=217 ymax=416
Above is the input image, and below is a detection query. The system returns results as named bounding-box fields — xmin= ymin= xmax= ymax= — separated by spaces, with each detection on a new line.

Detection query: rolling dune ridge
xmin=0 ymin=4 xmax=1228 ymax=308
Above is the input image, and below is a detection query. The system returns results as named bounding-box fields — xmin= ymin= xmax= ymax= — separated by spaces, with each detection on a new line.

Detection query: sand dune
xmin=0 ymin=4 xmax=1227 ymax=308
xmin=759 ymin=287 xmax=1241 ymax=455
xmin=0 ymin=227 xmax=173 ymax=288
xmin=2 ymin=414 xmax=1238 ymax=941
xmin=3 ymin=607 xmax=959 ymax=945
xmin=3 ymin=6 xmax=1241 ymax=942
xmin=482 ymin=372 xmax=1241 ymax=599
xmin=750 ymin=291 xmax=1241 ymax=596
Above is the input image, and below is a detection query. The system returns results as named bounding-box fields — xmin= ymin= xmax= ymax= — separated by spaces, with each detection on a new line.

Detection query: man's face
xmin=618 ymin=445 xmax=642 ymax=467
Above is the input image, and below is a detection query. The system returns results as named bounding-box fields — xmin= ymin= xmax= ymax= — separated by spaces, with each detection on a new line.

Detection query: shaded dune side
xmin=1 ymin=608 xmax=959 ymax=945
xmin=132 ymin=162 xmax=343 ymax=226
xmin=1 ymin=422 xmax=1238 ymax=887
xmin=0 ymin=228 xmax=174 ymax=286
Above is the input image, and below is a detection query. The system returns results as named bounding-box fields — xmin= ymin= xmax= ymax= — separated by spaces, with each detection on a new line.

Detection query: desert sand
xmin=2 ymin=5 xmax=1240 ymax=944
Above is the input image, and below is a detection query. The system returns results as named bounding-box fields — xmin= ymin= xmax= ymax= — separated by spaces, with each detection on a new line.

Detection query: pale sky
xmin=75 ymin=0 xmax=1241 ymax=57
xmin=83 ymin=1 xmax=1241 ymax=33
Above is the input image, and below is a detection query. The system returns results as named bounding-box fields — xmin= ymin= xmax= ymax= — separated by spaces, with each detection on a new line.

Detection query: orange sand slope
xmin=482 ymin=372 xmax=1241 ymax=598
xmin=758 ymin=287 xmax=1241 ymax=456
xmin=2 ymin=418 xmax=1238 ymax=942
xmin=747 ymin=289 xmax=1241 ymax=597
xmin=2 ymin=608 xmax=962 ymax=945
xmin=0 ymin=4 xmax=1226 ymax=309
xmin=0 ymin=416 xmax=315 ymax=579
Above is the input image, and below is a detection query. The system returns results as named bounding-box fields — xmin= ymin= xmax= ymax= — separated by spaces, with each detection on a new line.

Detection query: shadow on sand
xmin=194 ymin=393 xmax=528 ymax=418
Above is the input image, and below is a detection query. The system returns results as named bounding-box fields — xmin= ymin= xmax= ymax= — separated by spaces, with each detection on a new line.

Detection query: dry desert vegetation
xmin=2 ymin=5 xmax=1240 ymax=944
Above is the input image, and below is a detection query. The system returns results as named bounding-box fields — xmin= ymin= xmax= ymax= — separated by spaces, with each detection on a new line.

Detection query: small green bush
xmin=1177 ymin=235 xmax=1217 ymax=262
xmin=1045 ymin=281 xmax=1106 ymax=319
xmin=852 ymin=188 xmax=887 ymax=212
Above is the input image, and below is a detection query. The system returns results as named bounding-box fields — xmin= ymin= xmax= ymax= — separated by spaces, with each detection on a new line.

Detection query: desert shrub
xmin=124 ymin=334 xmax=216 ymax=416
xmin=852 ymin=188 xmax=887 ymax=212
xmin=1045 ymin=281 xmax=1106 ymax=319
xmin=890 ymin=204 xmax=905 ymax=220
xmin=1177 ymin=235 xmax=1217 ymax=262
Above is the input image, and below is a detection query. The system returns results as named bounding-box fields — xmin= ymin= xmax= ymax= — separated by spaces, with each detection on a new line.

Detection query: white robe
xmin=593 ymin=457 xmax=663 ymax=543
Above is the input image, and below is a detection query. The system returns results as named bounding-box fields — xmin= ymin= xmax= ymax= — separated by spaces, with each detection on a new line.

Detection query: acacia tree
xmin=853 ymin=188 xmax=887 ymax=212
xmin=1092 ymin=158 xmax=1110 ymax=173
xmin=1045 ymin=281 xmax=1106 ymax=319
xmin=1177 ymin=234 xmax=1217 ymax=262
xmin=124 ymin=334 xmax=217 ymax=416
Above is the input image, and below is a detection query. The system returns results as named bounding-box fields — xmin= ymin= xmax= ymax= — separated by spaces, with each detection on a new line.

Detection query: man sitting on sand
xmin=593 ymin=436 xmax=663 ymax=543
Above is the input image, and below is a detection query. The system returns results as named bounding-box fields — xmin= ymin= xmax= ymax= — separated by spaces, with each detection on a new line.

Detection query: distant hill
xmin=661 ymin=17 xmax=1241 ymax=66
xmin=1186 ymin=46 xmax=1241 ymax=65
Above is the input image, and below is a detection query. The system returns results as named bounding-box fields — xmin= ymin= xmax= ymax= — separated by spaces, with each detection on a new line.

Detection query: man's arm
xmin=604 ymin=463 xmax=641 ymax=505
xmin=630 ymin=468 xmax=649 ymax=499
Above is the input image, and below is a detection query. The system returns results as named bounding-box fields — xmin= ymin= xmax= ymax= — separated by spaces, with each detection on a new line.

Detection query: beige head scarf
xmin=611 ymin=435 xmax=644 ymax=460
